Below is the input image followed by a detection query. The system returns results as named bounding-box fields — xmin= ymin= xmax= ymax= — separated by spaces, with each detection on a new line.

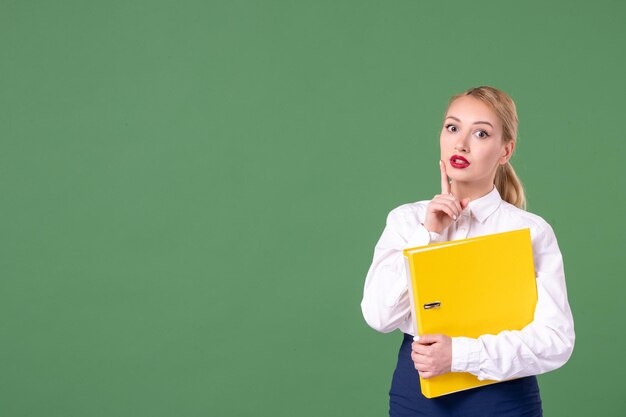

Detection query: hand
xmin=423 ymin=160 xmax=470 ymax=234
xmin=411 ymin=334 xmax=452 ymax=379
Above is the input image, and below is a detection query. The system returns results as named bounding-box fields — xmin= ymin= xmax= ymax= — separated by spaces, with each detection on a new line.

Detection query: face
xmin=440 ymin=95 xmax=514 ymax=187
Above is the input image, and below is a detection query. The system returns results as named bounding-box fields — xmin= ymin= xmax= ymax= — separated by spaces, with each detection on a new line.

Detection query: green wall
xmin=1 ymin=1 xmax=624 ymax=415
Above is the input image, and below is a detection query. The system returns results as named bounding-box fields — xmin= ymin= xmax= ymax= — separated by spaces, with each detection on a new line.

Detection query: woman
xmin=360 ymin=86 xmax=575 ymax=416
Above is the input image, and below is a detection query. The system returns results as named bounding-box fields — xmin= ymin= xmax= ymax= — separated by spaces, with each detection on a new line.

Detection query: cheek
xmin=478 ymin=143 xmax=503 ymax=160
xmin=439 ymin=135 xmax=450 ymax=151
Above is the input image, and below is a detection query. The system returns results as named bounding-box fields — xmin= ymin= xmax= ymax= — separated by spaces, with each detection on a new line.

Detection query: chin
xmin=448 ymin=172 xmax=473 ymax=182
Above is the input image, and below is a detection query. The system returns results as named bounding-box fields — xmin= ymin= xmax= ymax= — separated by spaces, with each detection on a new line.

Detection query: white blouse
xmin=361 ymin=185 xmax=575 ymax=381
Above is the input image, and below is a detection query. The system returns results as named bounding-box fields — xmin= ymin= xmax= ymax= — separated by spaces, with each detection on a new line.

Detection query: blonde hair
xmin=446 ymin=86 xmax=527 ymax=210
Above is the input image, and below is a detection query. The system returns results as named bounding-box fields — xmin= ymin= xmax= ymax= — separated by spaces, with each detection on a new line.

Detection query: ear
xmin=500 ymin=140 xmax=515 ymax=165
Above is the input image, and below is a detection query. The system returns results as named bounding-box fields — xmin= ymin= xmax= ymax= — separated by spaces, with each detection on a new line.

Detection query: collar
xmin=466 ymin=185 xmax=502 ymax=223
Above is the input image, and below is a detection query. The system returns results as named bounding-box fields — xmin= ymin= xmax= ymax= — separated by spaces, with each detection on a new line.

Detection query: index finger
xmin=440 ymin=160 xmax=451 ymax=194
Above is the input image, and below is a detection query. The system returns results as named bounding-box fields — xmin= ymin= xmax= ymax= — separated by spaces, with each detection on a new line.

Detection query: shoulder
xmin=385 ymin=199 xmax=431 ymax=226
xmin=497 ymin=200 xmax=557 ymax=242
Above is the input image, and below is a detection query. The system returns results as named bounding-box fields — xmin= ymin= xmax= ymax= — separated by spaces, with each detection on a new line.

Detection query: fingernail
xmin=453 ymin=215 xmax=457 ymax=220
xmin=413 ymin=336 xmax=420 ymax=342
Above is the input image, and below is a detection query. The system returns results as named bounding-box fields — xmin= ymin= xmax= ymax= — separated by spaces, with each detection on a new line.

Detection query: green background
xmin=1 ymin=1 xmax=624 ymax=415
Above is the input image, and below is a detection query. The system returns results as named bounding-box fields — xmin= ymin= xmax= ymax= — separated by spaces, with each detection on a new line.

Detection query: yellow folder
xmin=403 ymin=228 xmax=537 ymax=398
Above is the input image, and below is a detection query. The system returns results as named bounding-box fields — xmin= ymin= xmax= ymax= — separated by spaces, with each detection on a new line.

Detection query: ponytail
xmin=494 ymin=162 xmax=526 ymax=210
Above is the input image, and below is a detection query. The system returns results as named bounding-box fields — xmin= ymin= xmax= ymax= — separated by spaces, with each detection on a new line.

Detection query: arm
xmin=360 ymin=206 xmax=440 ymax=333
xmin=451 ymin=221 xmax=576 ymax=381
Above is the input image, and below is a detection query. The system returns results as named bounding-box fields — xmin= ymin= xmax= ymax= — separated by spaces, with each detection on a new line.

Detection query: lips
xmin=450 ymin=155 xmax=470 ymax=169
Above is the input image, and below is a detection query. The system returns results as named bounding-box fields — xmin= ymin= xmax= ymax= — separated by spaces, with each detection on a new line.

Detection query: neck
xmin=450 ymin=180 xmax=495 ymax=202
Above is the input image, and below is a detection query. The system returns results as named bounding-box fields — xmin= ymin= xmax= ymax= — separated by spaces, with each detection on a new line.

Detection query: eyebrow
xmin=445 ymin=116 xmax=494 ymax=128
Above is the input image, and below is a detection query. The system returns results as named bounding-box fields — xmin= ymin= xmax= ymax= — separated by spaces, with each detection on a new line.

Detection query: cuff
xmin=405 ymin=223 xmax=441 ymax=249
xmin=451 ymin=336 xmax=481 ymax=375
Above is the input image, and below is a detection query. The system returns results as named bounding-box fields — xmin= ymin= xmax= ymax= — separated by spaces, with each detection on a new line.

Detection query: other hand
xmin=411 ymin=334 xmax=452 ymax=379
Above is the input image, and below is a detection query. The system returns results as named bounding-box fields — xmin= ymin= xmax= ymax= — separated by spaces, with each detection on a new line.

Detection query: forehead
xmin=446 ymin=96 xmax=500 ymax=127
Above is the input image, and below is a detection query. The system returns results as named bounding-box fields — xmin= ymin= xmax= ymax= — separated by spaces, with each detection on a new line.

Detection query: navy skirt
xmin=390 ymin=333 xmax=543 ymax=417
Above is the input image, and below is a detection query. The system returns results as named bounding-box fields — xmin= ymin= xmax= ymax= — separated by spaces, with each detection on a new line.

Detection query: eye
xmin=444 ymin=124 xmax=457 ymax=132
xmin=475 ymin=130 xmax=490 ymax=139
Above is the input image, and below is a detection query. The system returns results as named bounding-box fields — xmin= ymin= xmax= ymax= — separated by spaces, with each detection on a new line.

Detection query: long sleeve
xmin=450 ymin=220 xmax=576 ymax=381
xmin=361 ymin=205 xmax=441 ymax=333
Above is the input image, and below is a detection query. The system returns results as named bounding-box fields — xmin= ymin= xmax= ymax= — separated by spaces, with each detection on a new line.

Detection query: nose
xmin=454 ymin=133 xmax=470 ymax=153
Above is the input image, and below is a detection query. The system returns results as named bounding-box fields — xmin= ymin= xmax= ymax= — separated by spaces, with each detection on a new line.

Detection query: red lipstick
xmin=450 ymin=155 xmax=470 ymax=169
